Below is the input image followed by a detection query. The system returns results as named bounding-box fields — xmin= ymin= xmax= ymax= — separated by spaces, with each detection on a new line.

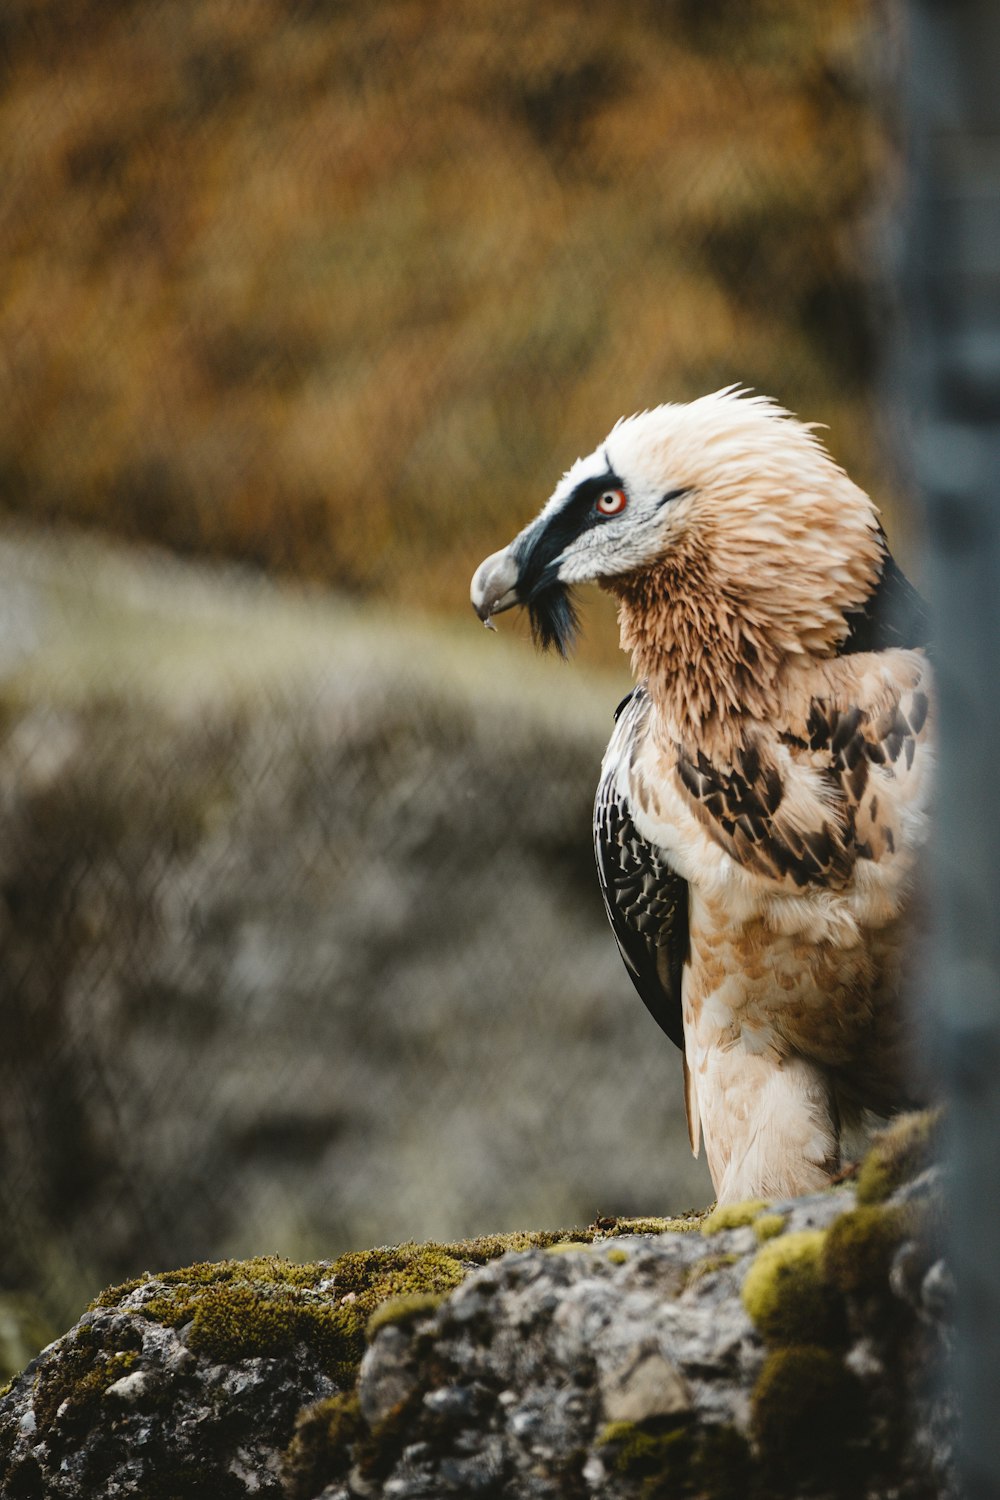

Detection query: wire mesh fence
xmin=0 ymin=0 xmax=909 ymax=1357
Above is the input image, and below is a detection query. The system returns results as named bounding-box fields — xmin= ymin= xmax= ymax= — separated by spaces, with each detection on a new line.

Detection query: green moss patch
xmin=751 ymin=1345 xmax=864 ymax=1485
xmin=366 ymin=1293 xmax=446 ymax=1340
xmin=855 ymin=1110 xmax=940 ymax=1205
xmin=92 ymin=1219 xmax=703 ymax=1379
xmin=31 ymin=1322 xmax=144 ymax=1446
xmin=741 ymin=1230 xmax=843 ymax=1347
xmin=599 ymin=1419 xmax=692 ymax=1483
xmin=701 ymin=1200 xmax=769 ymax=1235
xmin=689 ymin=1423 xmax=756 ymax=1500
xmin=283 ymin=1392 xmax=364 ymax=1500
xmin=608 ymin=1214 xmax=707 ymax=1236
xmin=598 ymin=1419 xmax=753 ymax=1499
xmin=92 ymin=1253 xmax=332 ymax=1313
xmin=325 ymin=1244 xmax=469 ymax=1328
xmin=822 ymin=1204 xmax=913 ymax=1297
xmin=95 ymin=1248 xmax=472 ymax=1387
xmin=752 ymin=1213 xmax=786 ymax=1242
xmin=186 ymin=1282 xmax=364 ymax=1383
xmin=92 ymin=1226 xmax=676 ymax=1393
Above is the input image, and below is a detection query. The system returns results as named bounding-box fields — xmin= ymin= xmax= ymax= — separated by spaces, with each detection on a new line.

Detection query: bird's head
xmin=471 ymin=389 xmax=885 ymax=727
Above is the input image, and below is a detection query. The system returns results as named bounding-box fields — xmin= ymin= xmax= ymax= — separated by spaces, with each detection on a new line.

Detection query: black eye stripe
xmin=514 ymin=477 xmax=690 ymax=600
xmin=513 ymin=467 xmax=625 ymax=589
xmin=569 ymin=469 xmax=626 ymax=510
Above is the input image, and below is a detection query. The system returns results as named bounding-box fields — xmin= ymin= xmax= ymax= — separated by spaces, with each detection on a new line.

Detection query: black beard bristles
xmin=528 ymin=584 xmax=579 ymax=656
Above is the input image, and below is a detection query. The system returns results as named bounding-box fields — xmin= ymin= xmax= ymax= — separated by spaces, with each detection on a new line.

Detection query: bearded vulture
xmin=471 ymin=389 xmax=932 ymax=1204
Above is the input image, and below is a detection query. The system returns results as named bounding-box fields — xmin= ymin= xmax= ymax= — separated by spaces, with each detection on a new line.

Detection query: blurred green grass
xmin=0 ymin=0 xmax=894 ymax=665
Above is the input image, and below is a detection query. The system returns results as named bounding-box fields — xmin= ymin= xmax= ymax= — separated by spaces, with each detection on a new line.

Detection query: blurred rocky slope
xmin=0 ymin=528 xmax=711 ymax=1350
xmin=0 ymin=0 xmax=898 ymax=644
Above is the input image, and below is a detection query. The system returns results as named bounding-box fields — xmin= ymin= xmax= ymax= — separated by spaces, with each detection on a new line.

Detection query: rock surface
xmin=0 ymin=1116 xmax=957 ymax=1500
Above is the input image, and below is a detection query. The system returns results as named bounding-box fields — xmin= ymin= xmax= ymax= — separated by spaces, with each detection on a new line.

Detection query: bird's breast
xmin=682 ymin=885 xmax=908 ymax=1071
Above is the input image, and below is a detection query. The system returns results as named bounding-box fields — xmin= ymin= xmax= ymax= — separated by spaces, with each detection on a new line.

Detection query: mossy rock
xmin=741 ymin=1229 xmax=843 ymax=1347
xmin=855 ymin=1110 xmax=940 ymax=1205
xmin=9 ymin=1230 xmax=629 ymax=1497
xmin=598 ymin=1418 xmax=754 ymax=1499
xmin=587 ymin=1213 xmax=707 ymax=1238
xmin=106 ymin=1254 xmax=423 ymax=1386
xmin=90 ymin=1229 xmax=628 ymax=1394
xmin=283 ymin=1392 xmax=364 ymax=1500
xmin=822 ymin=1204 xmax=914 ymax=1297
xmin=185 ymin=1280 xmax=364 ymax=1380
xmin=753 ymin=1213 xmax=786 ymax=1242
xmin=365 ymin=1292 xmax=446 ymax=1340
xmin=32 ymin=1324 xmax=143 ymax=1441
xmin=701 ymin=1199 xmax=770 ymax=1235
xmin=599 ymin=1419 xmax=694 ymax=1484
xmin=751 ymin=1345 xmax=865 ymax=1486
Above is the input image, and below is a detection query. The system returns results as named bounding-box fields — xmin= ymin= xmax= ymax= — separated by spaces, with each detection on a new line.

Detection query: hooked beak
xmin=471 ymin=535 xmax=579 ymax=654
xmin=470 ymin=547 xmax=520 ymax=629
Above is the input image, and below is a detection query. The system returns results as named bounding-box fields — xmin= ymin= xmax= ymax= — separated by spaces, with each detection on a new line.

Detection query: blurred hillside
xmin=0 ymin=0 xmax=901 ymax=660
xmin=0 ymin=528 xmax=710 ymax=1347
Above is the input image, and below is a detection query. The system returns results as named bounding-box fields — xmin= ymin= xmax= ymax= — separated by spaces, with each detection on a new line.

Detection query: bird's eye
xmin=595 ymin=488 xmax=627 ymax=517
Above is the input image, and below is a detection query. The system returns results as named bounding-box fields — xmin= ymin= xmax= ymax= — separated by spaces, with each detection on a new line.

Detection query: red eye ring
xmin=595 ymin=488 xmax=627 ymax=517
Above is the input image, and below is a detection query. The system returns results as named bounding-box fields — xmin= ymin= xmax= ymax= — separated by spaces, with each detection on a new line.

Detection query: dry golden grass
xmin=0 ymin=0 xmax=898 ymax=663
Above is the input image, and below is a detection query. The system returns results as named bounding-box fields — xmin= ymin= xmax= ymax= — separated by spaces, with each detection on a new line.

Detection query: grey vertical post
xmin=903 ymin=3 xmax=1000 ymax=1496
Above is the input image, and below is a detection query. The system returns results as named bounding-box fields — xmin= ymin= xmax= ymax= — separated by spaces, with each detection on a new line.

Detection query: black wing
xmin=594 ymin=691 xmax=688 ymax=1050
xmin=840 ymin=540 xmax=931 ymax=655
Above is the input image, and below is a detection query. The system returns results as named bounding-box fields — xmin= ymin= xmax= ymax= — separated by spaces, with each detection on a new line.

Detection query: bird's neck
xmin=607 ymin=557 xmax=792 ymax=751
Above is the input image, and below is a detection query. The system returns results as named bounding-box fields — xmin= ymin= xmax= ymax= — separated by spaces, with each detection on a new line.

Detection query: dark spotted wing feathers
xmin=594 ymin=755 xmax=688 ymax=1050
xmin=676 ymin=683 xmax=929 ymax=890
